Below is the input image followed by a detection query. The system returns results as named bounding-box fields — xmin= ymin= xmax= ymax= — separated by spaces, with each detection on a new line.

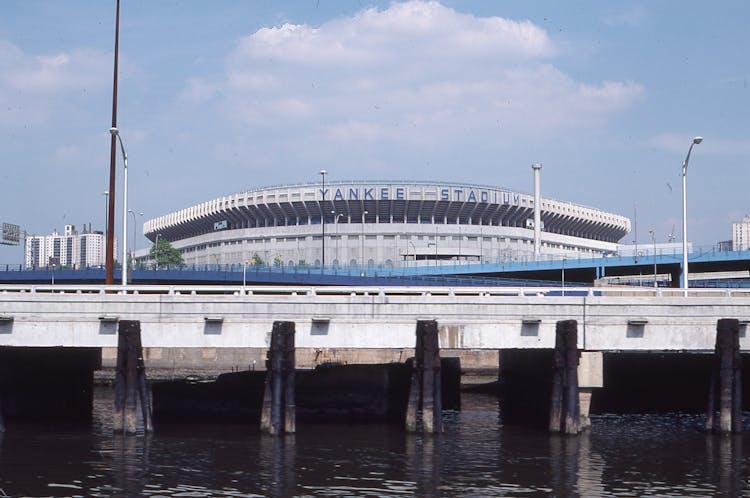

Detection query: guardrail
xmin=1 ymin=284 xmax=748 ymax=298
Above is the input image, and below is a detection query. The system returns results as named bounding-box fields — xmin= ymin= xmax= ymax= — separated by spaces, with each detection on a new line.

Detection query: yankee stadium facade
xmin=142 ymin=180 xmax=630 ymax=268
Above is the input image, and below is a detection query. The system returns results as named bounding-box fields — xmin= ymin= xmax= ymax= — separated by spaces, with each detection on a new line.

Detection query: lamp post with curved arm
xmin=128 ymin=210 xmax=143 ymax=271
xmin=320 ymin=170 xmax=327 ymax=268
xmin=681 ymin=136 xmax=703 ymax=292
xmin=109 ymin=127 xmax=128 ymax=286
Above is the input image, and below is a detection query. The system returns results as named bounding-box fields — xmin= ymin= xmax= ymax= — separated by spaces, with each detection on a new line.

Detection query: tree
xmin=149 ymin=237 xmax=184 ymax=267
xmin=249 ymin=253 xmax=264 ymax=266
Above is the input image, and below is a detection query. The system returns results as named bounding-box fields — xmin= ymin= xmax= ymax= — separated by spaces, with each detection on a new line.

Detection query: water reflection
xmin=0 ymin=387 xmax=748 ymax=496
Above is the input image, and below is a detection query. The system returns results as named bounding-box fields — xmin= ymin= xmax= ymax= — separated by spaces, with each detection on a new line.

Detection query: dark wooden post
xmin=731 ymin=322 xmax=742 ymax=434
xmin=123 ymin=321 xmax=139 ymax=434
xmin=708 ymin=319 xmax=742 ymax=434
xmin=0 ymin=393 xmax=5 ymax=433
xmin=549 ymin=330 xmax=565 ymax=432
xmin=563 ymin=320 xmax=580 ymax=435
xmin=261 ymin=321 xmax=296 ymax=435
xmin=550 ymin=320 xmax=580 ymax=434
xmin=114 ymin=320 xmax=152 ymax=434
xmin=406 ymin=320 xmax=442 ymax=433
xmin=132 ymin=326 xmax=153 ymax=433
xmin=113 ymin=322 xmax=128 ymax=432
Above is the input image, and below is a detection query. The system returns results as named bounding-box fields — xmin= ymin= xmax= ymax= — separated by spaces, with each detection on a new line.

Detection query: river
xmin=0 ymin=387 xmax=747 ymax=497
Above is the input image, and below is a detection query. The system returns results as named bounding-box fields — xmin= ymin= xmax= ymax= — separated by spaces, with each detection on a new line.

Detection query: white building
xmin=25 ymin=224 xmax=111 ymax=269
xmin=733 ymin=216 xmax=750 ymax=251
xmin=139 ymin=180 xmax=630 ymax=269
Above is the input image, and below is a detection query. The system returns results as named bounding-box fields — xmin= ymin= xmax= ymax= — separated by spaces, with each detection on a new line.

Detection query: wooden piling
xmin=549 ymin=333 xmax=564 ymax=432
xmin=132 ymin=327 xmax=153 ymax=433
xmin=123 ymin=321 xmax=139 ymax=434
xmin=406 ymin=320 xmax=442 ymax=433
xmin=563 ymin=320 xmax=580 ymax=435
xmin=114 ymin=320 xmax=152 ymax=434
xmin=261 ymin=321 xmax=296 ymax=435
xmin=707 ymin=318 xmax=742 ymax=434
xmin=0 ymin=394 xmax=5 ymax=433
xmin=113 ymin=322 xmax=128 ymax=432
xmin=550 ymin=320 xmax=580 ymax=434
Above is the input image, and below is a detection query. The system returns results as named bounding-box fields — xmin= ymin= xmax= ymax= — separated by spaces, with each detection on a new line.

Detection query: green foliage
xmin=249 ymin=253 xmax=264 ymax=266
xmin=149 ymin=237 xmax=184 ymax=267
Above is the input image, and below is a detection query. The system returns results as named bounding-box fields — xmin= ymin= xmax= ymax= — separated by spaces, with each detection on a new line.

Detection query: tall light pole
xmin=154 ymin=233 xmax=161 ymax=270
xmin=649 ymin=229 xmax=657 ymax=288
xmin=532 ymin=162 xmax=542 ymax=260
xmin=128 ymin=210 xmax=143 ymax=271
xmin=110 ymin=127 xmax=128 ymax=286
xmin=106 ymin=0 xmax=121 ymax=285
xmin=102 ymin=191 xmax=109 ymax=235
xmin=320 ymin=169 xmax=327 ymax=268
xmin=681 ymin=136 xmax=703 ymax=291
xmin=361 ymin=210 xmax=368 ymax=267
xmin=333 ymin=211 xmax=344 ymax=266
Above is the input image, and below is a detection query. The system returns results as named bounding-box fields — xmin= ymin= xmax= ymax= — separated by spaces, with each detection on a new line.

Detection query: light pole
xmin=649 ymin=229 xmax=657 ymax=288
xmin=128 ymin=210 xmax=143 ymax=272
xmin=110 ymin=127 xmax=128 ymax=286
xmin=681 ymin=136 xmax=703 ymax=291
xmin=409 ymin=241 xmax=416 ymax=267
xmin=105 ymin=0 xmax=121 ymax=285
xmin=320 ymin=169 xmax=327 ymax=268
xmin=333 ymin=211 xmax=344 ymax=267
xmin=154 ymin=233 xmax=161 ymax=270
xmin=361 ymin=210 xmax=368 ymax=268
xmin=102 ymin=191 xmax=109 ymax=237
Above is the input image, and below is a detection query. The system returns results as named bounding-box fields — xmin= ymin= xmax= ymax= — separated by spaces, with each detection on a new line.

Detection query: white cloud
xmin=209 ymin=0 xmax=642 ymax=150
xmin=0 ymin=40 xmax=110 ymax=127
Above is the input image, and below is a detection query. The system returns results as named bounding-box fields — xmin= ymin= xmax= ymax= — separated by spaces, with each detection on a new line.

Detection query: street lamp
xmin=361 ymin=210 xmax=368 ymax=267
xmin=128 ymin=210 xmax=143 ymax=272
xmin=681 ymin=136 xmax=703 ymax=292
xmin=333 ymin=211 xmax=344 ymax=267
xmin=649 ymin=229 xmax=657 ymax=288
xmin=154 ymin=233 xmax=162 ymax=270
xmin=320 ymin=169 xmax=327 ymax=268
xmin=110 ymin=127 xmax=128 ymax=286
xmin=102 ymin=191 xmax=109 ymax=237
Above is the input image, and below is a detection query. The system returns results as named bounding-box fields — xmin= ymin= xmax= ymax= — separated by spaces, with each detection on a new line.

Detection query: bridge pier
xmin=260 ymin=321 xmax=296 ymax=435
xmin=406 ymin=320 xmax=442 ymax=433
xmin=550 ymin=320 xmax=581 ymax=434
xmin=113 ymin=320 xmax=153 ymax=434
xmin=706 ymin=318 xmax=742 ymax=433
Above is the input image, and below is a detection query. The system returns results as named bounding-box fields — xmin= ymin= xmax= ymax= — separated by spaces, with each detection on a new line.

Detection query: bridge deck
xmin=1 ymin=285 xmax=748 ymax=352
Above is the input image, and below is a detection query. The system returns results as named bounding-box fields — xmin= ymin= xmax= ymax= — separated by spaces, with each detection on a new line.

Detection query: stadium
xmin=141 ymin=180 xmax=630 ymax=269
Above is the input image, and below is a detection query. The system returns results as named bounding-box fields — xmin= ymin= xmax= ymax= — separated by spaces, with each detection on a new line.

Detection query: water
xmin=0 ymin=388 xmax=748 ymax=497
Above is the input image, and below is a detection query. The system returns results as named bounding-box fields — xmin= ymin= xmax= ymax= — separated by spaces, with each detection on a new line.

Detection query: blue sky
xmin=1 ymin=1 xmax=748 ymax=262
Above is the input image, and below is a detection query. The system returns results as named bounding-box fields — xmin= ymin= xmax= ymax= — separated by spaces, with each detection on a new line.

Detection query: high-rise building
xmin=733 ymin=216 xmax=750 ymax=251
xmin=24 ymin=224 xmax=112 ymax=269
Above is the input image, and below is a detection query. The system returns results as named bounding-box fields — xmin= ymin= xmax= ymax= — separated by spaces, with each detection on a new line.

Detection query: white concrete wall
xmin=0 ymin=285 xmax=748 ymax=352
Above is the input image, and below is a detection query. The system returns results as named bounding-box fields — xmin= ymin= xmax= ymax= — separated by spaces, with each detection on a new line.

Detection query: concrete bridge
xmin=0 ymin=283 xmax=747 ymax=436
xmin=1 ymin=284 xmax=748 ymax=352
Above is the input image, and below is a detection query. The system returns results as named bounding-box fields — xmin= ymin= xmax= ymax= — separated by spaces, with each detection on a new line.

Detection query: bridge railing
xmin=1 ymin=284 xmax=749 ymax=298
